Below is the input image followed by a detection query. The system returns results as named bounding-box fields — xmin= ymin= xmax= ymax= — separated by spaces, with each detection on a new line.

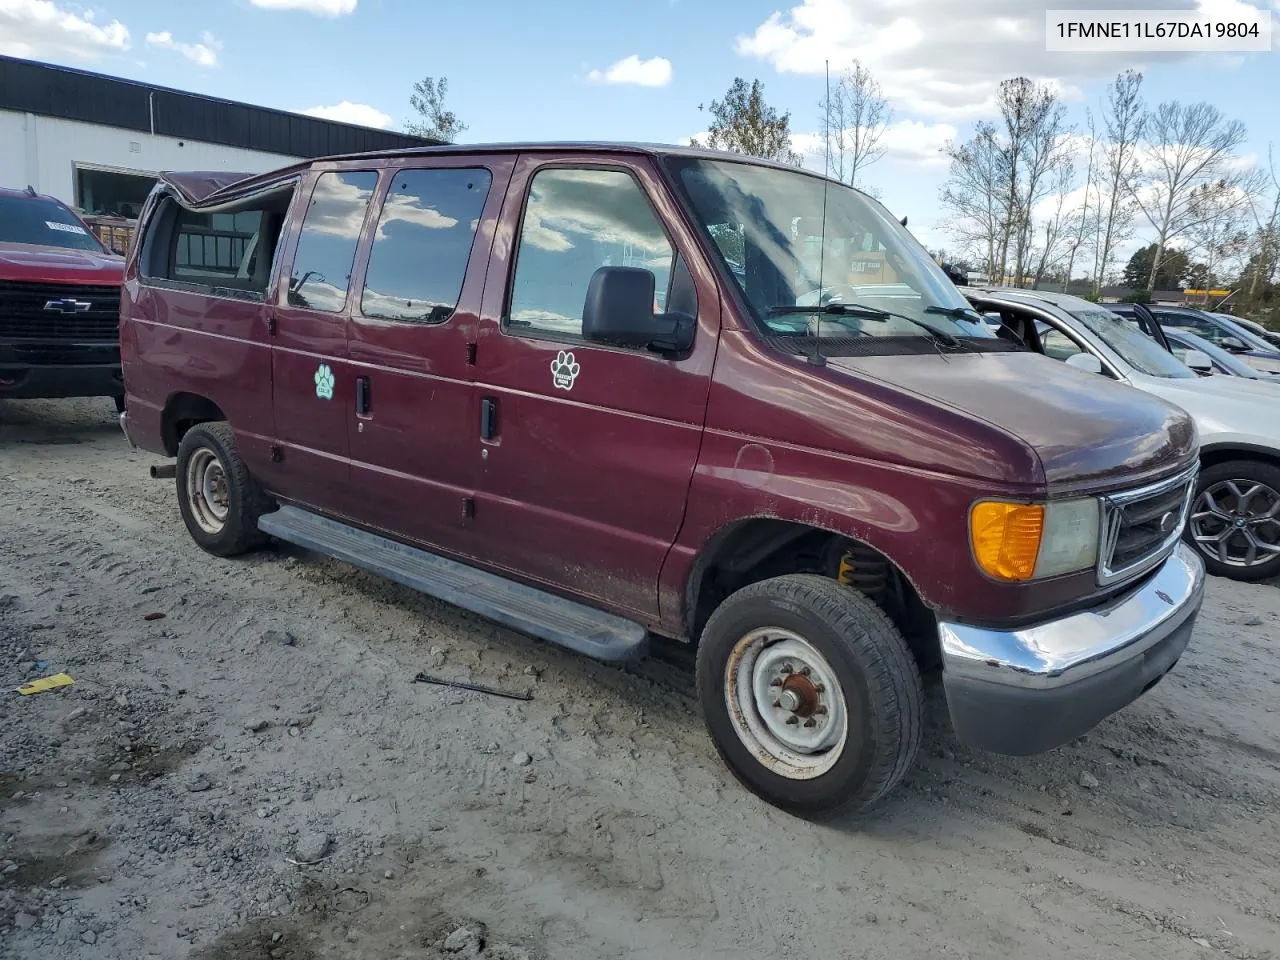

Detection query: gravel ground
xmin=2 ymin=397 xmax=1280 ymax=960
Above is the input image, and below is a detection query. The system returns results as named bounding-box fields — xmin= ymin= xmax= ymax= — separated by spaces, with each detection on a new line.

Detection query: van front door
xmin=270 ymin=169 xmax=379 ymax=516
xmin=471 ymin=155 xmax=719 ymax=622
xmin=345 ymin=157 xmax=511 ymax=557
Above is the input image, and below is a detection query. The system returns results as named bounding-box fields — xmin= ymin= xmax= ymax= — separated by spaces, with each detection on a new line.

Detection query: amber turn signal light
xmin=970 ymin=501 xmax=1045 ymax=582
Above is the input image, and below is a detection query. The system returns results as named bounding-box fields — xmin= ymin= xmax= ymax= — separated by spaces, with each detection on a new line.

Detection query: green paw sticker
xmin=314 ymin=363 xmax=335 ymax=400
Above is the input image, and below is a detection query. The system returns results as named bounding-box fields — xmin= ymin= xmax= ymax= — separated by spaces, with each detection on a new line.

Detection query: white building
xmin=0 ymin=55 xmax=436 ymax=249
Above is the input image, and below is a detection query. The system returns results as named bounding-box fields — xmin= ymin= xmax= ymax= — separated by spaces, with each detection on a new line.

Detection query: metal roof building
xmin=0 ymin=55 xmax=439 ymax=250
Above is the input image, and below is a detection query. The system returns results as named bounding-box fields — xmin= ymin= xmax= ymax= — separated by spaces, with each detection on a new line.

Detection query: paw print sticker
xmin=314 ymin=363 xmax=335 ymax=400
xmin=550 ymin=350 xmax=580 ymax=391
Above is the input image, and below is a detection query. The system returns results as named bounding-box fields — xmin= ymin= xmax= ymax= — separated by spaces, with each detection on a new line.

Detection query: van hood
xmin=827 ymin=350 xmax=1197 ymax=491
xmin=0 ymin=240 xmax=124 ymax=285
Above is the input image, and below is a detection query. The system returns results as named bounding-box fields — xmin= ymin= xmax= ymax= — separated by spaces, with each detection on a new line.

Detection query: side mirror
xmin=1183 ymin=349 xmax=1214 ymax=375
xmin=582 ymin=267 xmax=694 ymax=356
xmin=1065 ymin=352 xmax=1104 ymax=375
xmin=1221 ymin=336 xmax=1248 ymax=352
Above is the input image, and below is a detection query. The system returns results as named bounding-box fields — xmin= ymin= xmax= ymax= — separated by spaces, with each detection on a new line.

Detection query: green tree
xmin=694 ymin=78 xmax=801 ymax=165
xmin=1122 ymin=242 xmax=1191 ymax=290
xmin=406 ymin=76 xmax=467 ymax=143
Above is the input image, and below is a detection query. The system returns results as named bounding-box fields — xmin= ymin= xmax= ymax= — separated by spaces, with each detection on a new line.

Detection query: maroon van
xmin=119 ymin=144 xmax=1205 ymax=817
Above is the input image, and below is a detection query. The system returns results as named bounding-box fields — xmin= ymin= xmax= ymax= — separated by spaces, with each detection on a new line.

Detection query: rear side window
xmin=507 ymin=168 xmax=674 ymax=341
xmin=360 ymin=168 xmax=491 ymax=324
xmin=173 ymin=209 xmax=264 ymax=284
xmin=139 ymin=187 xmax=293 ymax=297
xmin=287 ymin=170 xmax=378 ymax=313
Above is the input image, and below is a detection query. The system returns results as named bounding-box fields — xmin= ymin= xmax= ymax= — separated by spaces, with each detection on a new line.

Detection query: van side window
xmin=508 ymin=168 xmax=674 ymax=342
xmin=287 ymin=170 xmax=378 ymax=313
xmin=360 ymin=168 xmax=491 ymax=324
xmin=139 ymin=188 xmax=292 ymax=297
xmin=173 ymin=209 xmax=264 ymax=284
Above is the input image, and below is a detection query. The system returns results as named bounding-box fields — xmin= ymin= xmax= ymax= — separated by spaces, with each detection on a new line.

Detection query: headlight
xmin=969 ymin=497 xmax=1100 ymax=582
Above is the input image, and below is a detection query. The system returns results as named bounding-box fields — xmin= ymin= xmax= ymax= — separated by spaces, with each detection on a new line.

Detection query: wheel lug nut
xmin=771 ymin=699 xmax=781 ymax=709
xmin=779 ymin=663 xmax=793 ymax=675
xmin=814 ymin=705 xmax=828 ymax=716
xmin=785 ymin=716 xmax=799 ymax=725
xmin=769 ymin=677 xmax=783 ymax=687
xmin=813 ymin=683 xmax=825 ymax=693
xmin=803 ymin=718 xmax=817 ymax=728
xmin=798 ymin=666 xmax=811 ymax=677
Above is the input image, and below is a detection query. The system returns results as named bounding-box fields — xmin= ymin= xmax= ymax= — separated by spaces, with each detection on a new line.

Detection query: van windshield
xmin=667 ymin=158 xmax=996 ymax=350
xmin=0 ymin=195 xmax=105 ymax=252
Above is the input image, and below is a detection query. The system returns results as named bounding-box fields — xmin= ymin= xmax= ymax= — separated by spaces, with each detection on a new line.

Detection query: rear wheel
xmin=695 ymin=574 xmax=923 ymax=819
xmin=175 ymin=422 xmax=271 ymax=557
xmin=1186 ymin=459 xmax=1280 ymax=581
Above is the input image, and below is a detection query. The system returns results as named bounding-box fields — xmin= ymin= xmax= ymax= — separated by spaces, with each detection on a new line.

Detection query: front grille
xmin=1099 ymin=465 xmax=1198 ymax=585
xmin=0 ymin=281 xmax=121 ymax=341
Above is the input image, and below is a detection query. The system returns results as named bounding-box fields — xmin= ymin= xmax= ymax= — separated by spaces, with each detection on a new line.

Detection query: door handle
xmin=480 ymin=397 xmax=497 ymax=440
xmin=355 ymin=376 xmax=371 ymax=416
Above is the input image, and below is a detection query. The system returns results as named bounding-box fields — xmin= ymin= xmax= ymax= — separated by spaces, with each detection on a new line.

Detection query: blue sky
xmin=2 ymin=0 xmax=1278 ymax=259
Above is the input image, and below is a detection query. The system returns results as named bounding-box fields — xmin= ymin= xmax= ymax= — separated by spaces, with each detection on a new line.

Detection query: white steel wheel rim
xmin=186 ymin=448 xmax=230 ymax=535
xmin=724 ymin=628 xmax=849 ymax=781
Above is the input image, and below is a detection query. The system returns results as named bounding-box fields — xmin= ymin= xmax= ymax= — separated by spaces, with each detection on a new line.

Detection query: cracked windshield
xmin=671 ymin=158 xmax=994 ymax=345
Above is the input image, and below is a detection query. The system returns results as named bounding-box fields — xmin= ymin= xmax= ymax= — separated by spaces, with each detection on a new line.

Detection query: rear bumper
xmin=938 ymin=542 xmax=1205 ymax=755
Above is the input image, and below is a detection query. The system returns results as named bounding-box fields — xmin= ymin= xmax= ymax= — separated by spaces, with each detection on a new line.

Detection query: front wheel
xmin=695 ymin=574 xmax=923 ymax=819
xmin=1186 ymin=459 xmax=1280 ymax=581
xmin=175 ymin=422 xmax=271 ymax=557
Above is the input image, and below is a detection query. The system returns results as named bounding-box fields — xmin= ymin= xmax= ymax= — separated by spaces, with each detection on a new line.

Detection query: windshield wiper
xmin=769 ymin=302 xmax=962 ymax=348
xmin=925 ymin=304 xmax=986 ymax=325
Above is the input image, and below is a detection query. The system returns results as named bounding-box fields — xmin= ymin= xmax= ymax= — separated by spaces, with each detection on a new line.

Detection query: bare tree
xmin=1030 ymin=160 xmax=1077 ymax=288
xmin=1094 ymin=70 xmax=1145 ymax=293
xmin=1242 ymin=144 xmax=1280 ymax=299
xmin=1063 ymin=111 xmax=1100 ymax=292
xmin=406 ymin=77 xmax=467 ymax=142
xmin=820 ymin=61 xmax=892 ymax=189
xmin=1185 ymin=179 xmax=1256 ymax=299
xmin=695 ymin=78 xmax=801 ymax=165
xmin=940 ymin=121 xmax=1007 ymax=281
xmin=1130 ymin=100 xmax=1248 ymax=290
xmin=987 ymin=78 xmax=1073 ymax=285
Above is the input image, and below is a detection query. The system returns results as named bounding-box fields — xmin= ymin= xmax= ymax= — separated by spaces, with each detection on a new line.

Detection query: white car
xmin=966 ymin=286 xmax=1280 ymax=582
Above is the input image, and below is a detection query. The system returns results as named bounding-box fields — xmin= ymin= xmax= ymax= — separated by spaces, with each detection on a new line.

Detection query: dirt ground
xmin=2 ymin=397 xmax=1279 ymax=960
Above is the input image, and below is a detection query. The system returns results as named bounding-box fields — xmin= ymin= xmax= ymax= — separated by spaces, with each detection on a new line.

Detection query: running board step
xmin=258 ymin=506 xmax=649 ymax=663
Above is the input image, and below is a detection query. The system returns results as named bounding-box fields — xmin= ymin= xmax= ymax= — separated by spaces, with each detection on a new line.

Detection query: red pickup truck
xmin=118 ymin=144 xmax=1205 ymax=817
xmin=0 ymin=186 xmax=126 ymax=409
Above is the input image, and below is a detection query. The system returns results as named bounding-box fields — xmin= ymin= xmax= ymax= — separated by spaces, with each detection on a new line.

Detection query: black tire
xmin=1185 ymin=459 xmax=1280 ymax=582
xmin=695 ymin=574 xmax=923 ymax=819
xmin=113 ymin=395 xmax=126 ymax=414
xmin=175 ymin=421 xmax=272 ymax=557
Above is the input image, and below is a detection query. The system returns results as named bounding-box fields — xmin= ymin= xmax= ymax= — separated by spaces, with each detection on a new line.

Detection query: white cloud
xmin=0 ymin=0 xmax=130 ymax=61
xmin=301 ymin=101 xmax=392 ymax=129
xmin=734 ymin=0 xmax=1243 ymax=119
xmin=145 ymin=30 xmax=221 ymax=67
xmin=793 ymin=119 xmax=956 ymax=174
xmin=587 ymin=54 xmax=673 ymax=87
xmin=248 ymin=0 xmax=357 ymax=16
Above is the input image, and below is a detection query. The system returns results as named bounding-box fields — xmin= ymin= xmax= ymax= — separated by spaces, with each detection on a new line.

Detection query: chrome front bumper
xmin=938 ymin=542 xmax=1205 ymax=755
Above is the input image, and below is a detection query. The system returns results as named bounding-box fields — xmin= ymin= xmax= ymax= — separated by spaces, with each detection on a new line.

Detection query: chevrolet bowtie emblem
xmin=43 ymin=298 xmax=92 ymax=314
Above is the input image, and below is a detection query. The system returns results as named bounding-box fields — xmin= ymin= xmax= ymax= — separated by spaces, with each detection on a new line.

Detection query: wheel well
xmin=685 ymin=519 xmax=940 ymax=672
xmin=162 ymin=393 xmax=226 ymax=456
xmin=1200 ymin=446 xmax=1280 ymax=473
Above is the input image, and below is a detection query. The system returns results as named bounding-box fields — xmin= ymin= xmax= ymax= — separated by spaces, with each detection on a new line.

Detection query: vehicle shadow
xmin=0 ymin=398 xmax=123 ymax=448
